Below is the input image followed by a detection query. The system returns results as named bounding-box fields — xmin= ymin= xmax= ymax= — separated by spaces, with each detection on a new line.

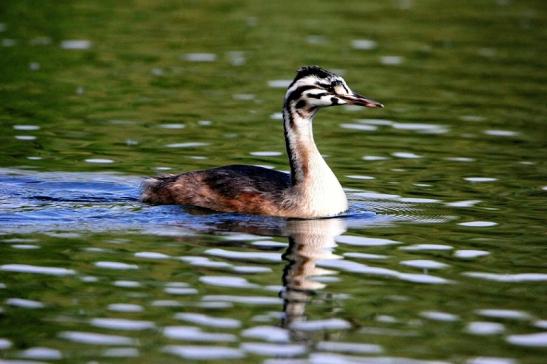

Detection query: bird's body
xmin=141 ymin=66 xmax=382 ymax=218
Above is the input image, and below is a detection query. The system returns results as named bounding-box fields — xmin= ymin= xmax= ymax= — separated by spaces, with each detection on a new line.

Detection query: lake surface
xmin=1 ymin=1 xmax=546 ymax=363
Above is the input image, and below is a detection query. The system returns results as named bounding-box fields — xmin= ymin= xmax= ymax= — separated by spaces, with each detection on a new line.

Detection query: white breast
xmin=298 ymin=153 xmax=348 ymax=217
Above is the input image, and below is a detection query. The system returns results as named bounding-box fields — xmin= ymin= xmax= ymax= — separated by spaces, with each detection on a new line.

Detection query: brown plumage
xmin=141 ymin=165 xmax=293 ymax=216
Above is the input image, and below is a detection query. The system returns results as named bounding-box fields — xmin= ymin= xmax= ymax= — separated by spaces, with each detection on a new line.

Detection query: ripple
xmin=336 ymin=235 xmax=401 ymax=246
xmin=475 ymin=309 xmax=531 ymax=320
xmin=102 ymin=347 xmax=140 ymax=357
xmin=270 ymin=112 xmax=283 ymax=120
xmin=233 ymin=266 xmax=272 ymax=273
xmin=175 ymin=313 xmax=241 ymax=328
xmin=446 ymin=200 xmax=481 ymax=207
xmin=15 ymin=135 xmax=36 ymax=141
xmin=400 ymin=260 xmax=449 ymax=270
xmin=454 ymin=250 xmax=490 ymax=259
xmin=446 ymin=157 xmax=475 ymax=162
xmin=465 ymin=322 xmax=505 ymax=335
xmin=351 ymin=39 xmax=377 ymax=50
xmin=355 ymin=192 xmax=400 ymax=200
xmin=309 ymin=353 xmax=449 ymax=364
xmin=59 ymin=331 xmax=135 ymax=345
xmin=250 ymin=151 xmax=282 ymax=157
xmin=463 ymin=272 xmax=547 ymax=282
xmin=85 ymin=158 xmax=114 ymax=164
xmin=165 ymin=287 xmax=198 ymax=295
xmin=380 ymin=55 xmax=404 ymax=65
xmin=90 ymin=318 xmax=155 ymax=331
xmin=163 ymin=326 xmax=236 ymax=342
xmin=134 ymin=251 xmax=170 ymax=260
xmin=0 ymin=338 xmax=13 ymax=349
xmin=318 ymin=259 xmax=450 ymax=284
xmin=95 ymin=261 xmax=138 ymax=270
xmin=13 ymin=125 xmax=40 ymax=131
xmin=2 ymin=38 xmax=16 ymax=47
xmin=165 ymin=142 xmax=208 ymax=148
xmin=11 ymin=244 xmax=39 ymax=249
xmin=420 ymin=311 xmax=459 ymax=322
xmin=113 ymin=280 xmax=141 ymax=288
xmin=317 ymin=341 xmax=383 ymax=354
xmin=227 ymin=51 xmax=246 ymax=66
xmin=290 ymin=318 xmax=351 ymax=331
xmin=506 ymin=332 xmax=547 ymax=347
xmin=347 ymin=175 xmax=375 ymax=180
xmin=458 ymin=221 xmax=497 ymax=227
xmin=182 ymin=53 xmax=217 ymax=62
xmin=241 ymin=342 xmax=306 ymax=357
xmin=180 ymin=256 xmax=232 ymax=268
xmin=392 ymin=152 xmax=421 ymax=159
xmin=267 ymin=80 xmax=292 ymax=88
xmin=60 ymin=40 xmax=92 ymax=49
xmin=107 ymin=303 xmax=143 ymax=312
xmin=241 ymin=326 xmax=289 ymax=342
xmin=343 ymin=252 xmax=388 ymax=260
xmin=159 ymin=123 xmax=185 ymax=129
xmin=362 ymin=155 xmax=389 ymax=161
xmin=6 ymin=298 xmax=44 ymax=309
xmin=464 ymin=177 xmax=497 ymax=183
xmin=484 ymin=130 xmax=519 ymax=137
xmin=151 ymin=300 xmax=182 ymax=307
xmin=202 ymin=295 xmax=281 ymax=305
xmin=467 ymin=357 xmax=517 ymax=364
xmin=305 ymin=35 xmax=327 ymax=45
xmin=399 ymin=198 xmax=440 ymax=203
xmin=391 ymin=122 xmax=448 ymax=134
xmin=163 ymin=345 xmax=244 ymax=360
xmin=199 ymin=276 xmax=258 ymax=289
xmin=233 ymin=93 xmax=255 ymax=101
xmin=400 ymin=244 xmax=453 ymax=251
xmin=340 ymin=123 xmax=378 ymax=131
xmin=19 ymin=347 xmax=62 ymax=360
xmin=251 ymin=240 xmax=287 ymax=248
xmin=0 ymin=264 xmax=75 ymax=276
xmin=205 ymin=248 xmax=282 ymax=262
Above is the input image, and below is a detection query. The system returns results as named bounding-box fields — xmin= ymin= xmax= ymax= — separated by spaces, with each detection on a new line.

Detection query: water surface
xmin=1 ymin=1 xmax=546 ymax=363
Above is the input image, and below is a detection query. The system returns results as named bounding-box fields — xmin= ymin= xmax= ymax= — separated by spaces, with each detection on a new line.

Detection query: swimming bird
xmin=141 ymin=66 xmax=382 ymax=218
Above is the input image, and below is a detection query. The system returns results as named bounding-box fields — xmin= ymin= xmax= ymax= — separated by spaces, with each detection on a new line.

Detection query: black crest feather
xmin=295 ymin=65 xmax=336 ymax=80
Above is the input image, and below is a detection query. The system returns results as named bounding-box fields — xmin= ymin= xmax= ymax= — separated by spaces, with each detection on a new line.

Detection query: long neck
xmin=281 ymin=102 xmax=348 ymax=217
xmin=283 ymin=103 xmax=322 ymax=185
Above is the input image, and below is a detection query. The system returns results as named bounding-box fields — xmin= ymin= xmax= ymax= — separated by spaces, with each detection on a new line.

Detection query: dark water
xmin=1 ymin=0 xmax=547 ymax=363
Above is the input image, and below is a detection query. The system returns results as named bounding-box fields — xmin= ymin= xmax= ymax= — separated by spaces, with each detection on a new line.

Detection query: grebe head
xmin=284 ymin=65 xmax=383 ymax=112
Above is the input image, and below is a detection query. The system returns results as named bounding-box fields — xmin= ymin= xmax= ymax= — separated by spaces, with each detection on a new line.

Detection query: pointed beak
xmin=340 ymin=93 xmax=384 ymax=108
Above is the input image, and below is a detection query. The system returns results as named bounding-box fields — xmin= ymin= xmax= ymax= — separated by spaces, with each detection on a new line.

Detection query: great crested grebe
xmin=141 ymin=66 xmax=383 ymax=218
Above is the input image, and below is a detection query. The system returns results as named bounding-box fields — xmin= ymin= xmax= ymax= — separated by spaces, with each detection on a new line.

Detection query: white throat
xmin=283 ymin=107 xmax=348 ymax=217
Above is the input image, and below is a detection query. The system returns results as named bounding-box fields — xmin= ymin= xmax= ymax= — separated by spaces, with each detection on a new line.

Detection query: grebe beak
xmin=340 ymin=93 xmax=384 ymax=108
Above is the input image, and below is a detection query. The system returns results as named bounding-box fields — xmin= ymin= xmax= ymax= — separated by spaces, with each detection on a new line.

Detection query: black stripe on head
xmin=285 ymin=85 xmax=316 ymax=105
xmin=308 ymin=92 xmax=328 ymax=99
xmin=295 ymin=100 xmax=306 ymax=109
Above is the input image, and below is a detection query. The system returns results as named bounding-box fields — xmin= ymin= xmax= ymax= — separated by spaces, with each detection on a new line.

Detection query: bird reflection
xmin=280 ymin=218 xmax=347 ymax=331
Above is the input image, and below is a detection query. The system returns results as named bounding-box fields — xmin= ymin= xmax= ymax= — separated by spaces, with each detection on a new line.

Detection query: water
xmin=1 ymin=0 xmax=546 ymax=363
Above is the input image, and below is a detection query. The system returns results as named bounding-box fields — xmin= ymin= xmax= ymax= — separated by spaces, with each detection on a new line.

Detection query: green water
xmin=1 ymin=0 xmax=546 ymax=363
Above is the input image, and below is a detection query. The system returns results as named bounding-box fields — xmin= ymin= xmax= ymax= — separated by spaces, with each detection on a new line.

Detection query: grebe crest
xmin=141 ymin=66 xmax=383 ymax=218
